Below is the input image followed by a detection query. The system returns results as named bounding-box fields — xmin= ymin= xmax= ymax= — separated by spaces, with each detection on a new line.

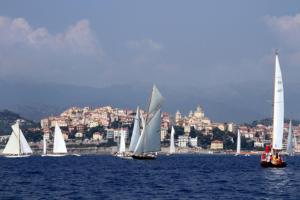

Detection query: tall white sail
xmin=236 ymin=129 xmax=241 ymax=154
xmin=119 ymin=131 xmax=126 ymax=153
xmin=272 ymin=52 xmax=284 ymax=150
xmin=129 ymin=107 xmax=141 ymax=152
xmin=3 ymin=121 xmax=32 ymax=155
xmin=287 ymin=120 xmax=293 ymax=155
xmin=134 ymin=127 xmax=146 ymax=154
xmin=170 ymin=126 xmax=176 ymax=154
xmin=43 ymin=135 xmax=47 ymax=155
xmin=53 ymin=123 xmax=67 ymax=154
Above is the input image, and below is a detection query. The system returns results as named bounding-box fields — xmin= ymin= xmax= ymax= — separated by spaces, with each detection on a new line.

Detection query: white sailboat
xmin=116 ymin=130 xmax=127 ymax=158
xmin=2 ymin=120 xmax=33 ymax=158
xmin=261 ymin=50 xmax=286 ymax=167
xmin=46 ymin=122 xmax=68 ymax=157
xmin=287 ymin=120 xmax=294 ymax=156
xmin=169 ymin=126 xmax=176 ymax=154
xmin=132 ymin=85 xmax=164 ymax=159
xmin=235 ymin=129 xmax=241 ymax=156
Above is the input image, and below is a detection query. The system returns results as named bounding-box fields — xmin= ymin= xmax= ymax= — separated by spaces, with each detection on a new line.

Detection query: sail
xmin=3 ymin=122 xmax=32 ymax=155
xmin=119 ymin=131 xmax=126 ymax=153
xmin=134 ymin=127 xmax=146 ymax=154
xmin=272 ymin=53 xmax=284 ymax=150
xmin=129 ymin=107 xmax=141 ymax=151
xmin=287 ymin=120 xmax=293 ymax=155
xmin=53 ymin=123 xmax=67 ymax=154
xmin=236 ymin=129 xmax=241 ymax=154
xmin=148 ymin=85 xmax=164 ymax=116
xmin=143 ymin=109 xmax=161 ymax=153
xmin=170 ymin=126 xmax=176 ymax=154
xmin=43 ymin=136 xmax=47 ymax=155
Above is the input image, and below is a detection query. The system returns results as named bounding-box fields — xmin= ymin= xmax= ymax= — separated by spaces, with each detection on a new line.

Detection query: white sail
xmin=148 ymin=85 xmax=164 ymax=116
xmin=236 ymin=129 xmax=241 ymax=154
xmin=287 ymin=120 xmax=293 ymax=155
xmin=129 ymin=107 xmax=141 ymax=152
xmin=119 ymin=131 xmax=126 ymax=153
xmin=170 ymin=126 xmax=176 ymax=154
xmin=144 ymin=109 xmax=161 ymax=153
xmin=43 ymin=135 xmax=47 ymax=155
xmin=3 ymin=121 xmax=32 ymax=155
xmin=272 ymin=52 xmax=284 ymax=150
xmin=134 ymin=127 xmax=146 ymax=154
xmin=53 ymin=123 xmax=67 ymax=154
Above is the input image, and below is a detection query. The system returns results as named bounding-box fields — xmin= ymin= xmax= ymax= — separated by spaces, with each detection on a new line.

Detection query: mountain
xmin=0 ymin=79 xmax=298 ymax=123
xmin=0 ymin=109 xmax=39 ymax=135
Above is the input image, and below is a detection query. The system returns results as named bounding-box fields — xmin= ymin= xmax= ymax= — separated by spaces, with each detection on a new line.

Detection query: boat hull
xmin=132 ymin=154 xmax=156 ymax=160
xmin=4 ymin=154 xmax=31 ymax=158
xmin=260 ymin=160 xmax=286 ymax=168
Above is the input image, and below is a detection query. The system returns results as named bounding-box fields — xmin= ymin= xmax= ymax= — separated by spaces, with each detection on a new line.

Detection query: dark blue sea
xmin=0 ymin=155 xmax=299 ymax=200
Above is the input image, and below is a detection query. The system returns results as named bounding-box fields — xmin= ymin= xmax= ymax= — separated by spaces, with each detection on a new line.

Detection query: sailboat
xmin=115 ymin=130 xmax=127 ymax=158
xmin=235 ymin=129 xmax=241 ymax=156
xmin=2 ymin=120 xmax=33 ymax=158
xmin=45 ymin=122 xmax=68 ymax=157
xmin=168 ymin=126 xmax=176 ymax=155
xmin=261 ymin=50 xmax=286 ymax=168
xmin=132 ymin=85 xmax=164 ymax=160
xmin=286 ymin=120 xmax=294 ymax=156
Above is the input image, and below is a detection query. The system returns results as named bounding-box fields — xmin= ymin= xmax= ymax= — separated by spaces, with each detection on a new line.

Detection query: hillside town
xmin=38 ymin=105 xmax=300 ymax=152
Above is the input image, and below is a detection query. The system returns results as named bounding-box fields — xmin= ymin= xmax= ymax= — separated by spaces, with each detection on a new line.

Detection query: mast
xmin=18 ymin=120 xmax=21 ymax=156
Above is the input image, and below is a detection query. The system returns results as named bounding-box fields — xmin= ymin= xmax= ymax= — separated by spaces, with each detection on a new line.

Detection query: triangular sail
xmin=134 ymin=127 xmax=146 ymax=154
xmin=119 ymin=131 xmax=126 ymax=153
xmin=170 ymin=126 xmax=176 ymax=154
xmin=272 ymin=52 xmax=284 ymax=150
xmin=287 ymin=120 xmax=293 ymax=155
xmin=129 ymin=107 xmax=141 ymax=152
xmin=53 ymin=123 xmax=67 ymax=154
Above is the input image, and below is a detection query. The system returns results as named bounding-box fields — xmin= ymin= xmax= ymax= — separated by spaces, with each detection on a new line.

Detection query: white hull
xmin=42 ymin=154 xmax=80 ymax=157
xmin=4 ymin=154 xmax=31 ymax=158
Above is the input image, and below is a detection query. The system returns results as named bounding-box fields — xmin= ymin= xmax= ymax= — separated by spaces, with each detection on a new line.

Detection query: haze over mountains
xmin=0 ymin=79 xmax=298 ymax=123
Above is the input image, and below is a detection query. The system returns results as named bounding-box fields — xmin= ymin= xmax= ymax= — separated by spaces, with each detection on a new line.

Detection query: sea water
xmin=0 ymin=154 xmax=299 ymax=199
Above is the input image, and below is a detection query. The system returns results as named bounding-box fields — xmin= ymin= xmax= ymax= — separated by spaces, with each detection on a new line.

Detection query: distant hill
xmin=0 ymin=109 xmax=39 ymax=135
xmin=0 ymin=79 xmax=299 ymax=123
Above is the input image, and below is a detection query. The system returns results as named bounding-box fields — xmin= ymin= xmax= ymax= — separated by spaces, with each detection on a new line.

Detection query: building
xmin=178 ymin=135 xmax=189 ymax=147
xmin=189 ymin=137 xmax=198 ymax=147
xmin=210 ymin=140 xmax=224 ymax=150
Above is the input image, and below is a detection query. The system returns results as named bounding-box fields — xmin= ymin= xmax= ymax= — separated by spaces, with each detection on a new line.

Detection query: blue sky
xmin=0 ymin=1 xmax=300 ymax=121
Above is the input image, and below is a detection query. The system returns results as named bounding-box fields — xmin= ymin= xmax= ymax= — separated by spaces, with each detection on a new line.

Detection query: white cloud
xmin=265 ymin=13 xmax=300 ymax=48
xmin=0 ymin=16 xmax=101 ymax=56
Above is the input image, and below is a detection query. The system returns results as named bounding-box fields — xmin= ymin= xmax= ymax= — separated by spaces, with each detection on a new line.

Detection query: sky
xmin=0 ymin=1 xmax=300 ymax=122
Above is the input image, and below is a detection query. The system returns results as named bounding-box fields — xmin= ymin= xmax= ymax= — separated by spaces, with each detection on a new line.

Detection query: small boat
xmin=2 ymin=120 xmax=33 ymax=158
xmin=43 ymin=122 xmax=76 ymax=157
xmin=234 ymin=129 xmax=241 ymax=156
xmin=167 ymin=126 xmax=176 ymax=156
xmin=260 ymin=50 xmax=286 ymax=168
xmin=115 ymin=129 xmax=132 ymax=159
xmin=132 ymin=85 xmax=164 ymax=160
